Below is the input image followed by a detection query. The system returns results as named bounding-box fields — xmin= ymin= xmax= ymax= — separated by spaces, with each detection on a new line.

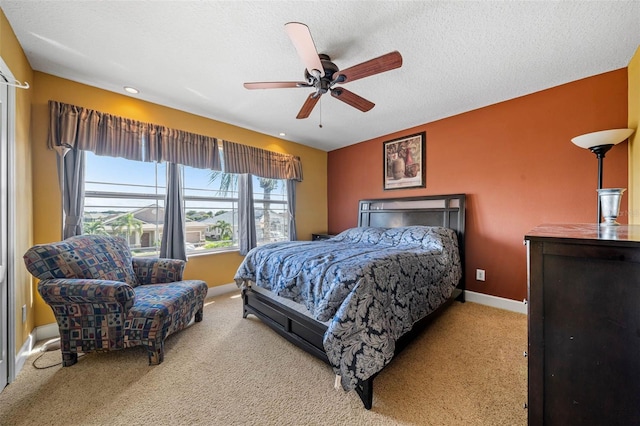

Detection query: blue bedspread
xmin=234 ymin=225 xmax=462 ymax=391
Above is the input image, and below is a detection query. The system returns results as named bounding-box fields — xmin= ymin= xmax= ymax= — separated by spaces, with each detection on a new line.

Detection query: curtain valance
xmin=222 ymin=140 xmax=303 ymax=181
xmin=48 ymin=100 xmax=221 ymax=170
xmin=48 ymin=101 xmax=147 ymax=161
xmin=155 ymin=127 xmax=221 ymax=170
xmin=48 ymin=101 xmax=303 ymax=180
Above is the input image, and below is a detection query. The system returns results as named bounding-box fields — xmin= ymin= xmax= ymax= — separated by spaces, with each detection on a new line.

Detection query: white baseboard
xmin=34 ymin=322 xmax=60 ymax=342
xmin=207 ymin=283 xmax=238 ymax=298
xmin=14 ymin=331 xmax=35 ymax=378
xmin=464 ymin=290 xmax=528 ymax=314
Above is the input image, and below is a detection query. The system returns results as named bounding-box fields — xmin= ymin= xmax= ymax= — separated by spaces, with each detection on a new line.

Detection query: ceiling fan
xmin=244 ymin=22 xmax=403 ymax=119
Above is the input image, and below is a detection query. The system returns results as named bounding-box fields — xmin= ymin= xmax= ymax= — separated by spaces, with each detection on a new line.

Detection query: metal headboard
xmin=358 ymin=193 xmax=465 ymax=239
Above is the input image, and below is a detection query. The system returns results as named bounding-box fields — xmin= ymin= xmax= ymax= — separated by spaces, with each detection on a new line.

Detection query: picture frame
xmin=383 ymin=132 xmax=426 ymax=190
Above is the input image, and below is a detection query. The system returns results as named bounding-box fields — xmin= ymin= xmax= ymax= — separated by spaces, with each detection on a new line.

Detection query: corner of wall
xmin=628 ymin=45 xmax=640 ymax=224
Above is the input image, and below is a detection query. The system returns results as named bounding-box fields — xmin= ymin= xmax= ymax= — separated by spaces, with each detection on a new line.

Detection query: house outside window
xmin=82 ymin=151 xmax=289 ymax=256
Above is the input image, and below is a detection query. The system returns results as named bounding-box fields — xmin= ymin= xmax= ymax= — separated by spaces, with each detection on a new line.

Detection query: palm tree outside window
xmin=208 ymin=171 xmax=288 ymax=244
xmin=110 ymin=212 xmax=144 ymax=246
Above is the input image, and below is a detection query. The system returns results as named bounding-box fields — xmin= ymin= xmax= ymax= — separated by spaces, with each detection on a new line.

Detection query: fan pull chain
xmin=319 ymin=97 xmax=323 ymax=128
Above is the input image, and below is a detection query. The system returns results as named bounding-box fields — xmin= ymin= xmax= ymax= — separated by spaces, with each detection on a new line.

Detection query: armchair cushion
xmin=132 ymin=257 xmax=185 ymax=285
xmin=23 ymin=235 xmax=139 ymax=287
xmin=125 ymin=282 xmax=205 ymax=355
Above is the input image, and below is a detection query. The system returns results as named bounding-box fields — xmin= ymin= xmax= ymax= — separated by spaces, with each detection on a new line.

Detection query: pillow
xmin=332 ymin=227 xmax=386 ymax=244
xmin=331 ymin=226 xmax=455 ymax=252
xmin=379 ymin=227 xmax=406 ymax=246
xmin=399 ymin=226 xmax=437 ymax=245
xmin=406 ymin=226 xmax=455 ymax=252
xmin=394 ymin=226 xmax=449 ymax=251
xmin=23 ymin=235 xmax=139 ymax=286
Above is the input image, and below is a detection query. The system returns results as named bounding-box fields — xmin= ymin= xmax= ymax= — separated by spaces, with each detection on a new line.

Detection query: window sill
xmin=186 ymin=247 xmax=240 ymax=259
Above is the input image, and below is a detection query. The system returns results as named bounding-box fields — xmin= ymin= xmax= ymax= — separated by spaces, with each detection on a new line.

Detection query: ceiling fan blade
xmin=244 ymin=81 xmax=309 ymax=90
xmin=296 ymin=93 xmax=321 ymax=119
xmin=285 ymin=22 xmax=325 ymax=77
xmin=330 ymin=88 xmax=375 ymax=112
xmin=336 ymin=51 xmax=403 ymax=83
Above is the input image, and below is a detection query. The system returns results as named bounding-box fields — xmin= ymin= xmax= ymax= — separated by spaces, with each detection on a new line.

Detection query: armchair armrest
xmin=132 ymin=258 xmax=186 ymax=285
xmin=37 ymin=278 xmax=135 ymax=310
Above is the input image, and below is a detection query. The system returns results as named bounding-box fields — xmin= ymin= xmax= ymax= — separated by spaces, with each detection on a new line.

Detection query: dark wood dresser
xmin=525 ymin=224 xmax=640 ymax=425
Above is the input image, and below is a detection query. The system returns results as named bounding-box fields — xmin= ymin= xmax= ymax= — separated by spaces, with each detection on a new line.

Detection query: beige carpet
xmin=0 ymin=291 xmax=527 ymax=425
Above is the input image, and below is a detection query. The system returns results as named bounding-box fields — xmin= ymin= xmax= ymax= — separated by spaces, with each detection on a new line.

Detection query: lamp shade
xmin=571 ymin=128 xmax=635 ymax=149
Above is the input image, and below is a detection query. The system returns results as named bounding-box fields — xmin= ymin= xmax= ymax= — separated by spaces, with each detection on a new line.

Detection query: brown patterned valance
xmin=222 ymin=140 xmax=303 ymax=181
xmin=48 ymin=100 xmax=303 ymax=179
xmin=48 ymin=100 xmax=221 ymax=170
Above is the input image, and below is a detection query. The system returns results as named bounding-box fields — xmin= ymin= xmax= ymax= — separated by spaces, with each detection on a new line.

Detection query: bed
xmin=234 ymin=194 xmax=466 ymax=409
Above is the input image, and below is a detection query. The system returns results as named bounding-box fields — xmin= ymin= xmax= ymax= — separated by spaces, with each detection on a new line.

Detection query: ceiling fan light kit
xmin=244 ymin=22 xmax=403 ymax=119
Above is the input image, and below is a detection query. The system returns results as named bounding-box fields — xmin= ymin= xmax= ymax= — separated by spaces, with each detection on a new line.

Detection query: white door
xmin=0 ymin=80 xmax=8 ymax=391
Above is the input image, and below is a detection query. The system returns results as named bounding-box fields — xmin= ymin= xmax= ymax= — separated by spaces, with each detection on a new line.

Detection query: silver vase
xmin=598 ymin=188 xmax=626 ymax=226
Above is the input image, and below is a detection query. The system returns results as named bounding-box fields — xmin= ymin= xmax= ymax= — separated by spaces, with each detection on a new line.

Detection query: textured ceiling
xmin=1 ymin=1 xmax=639 ymax=152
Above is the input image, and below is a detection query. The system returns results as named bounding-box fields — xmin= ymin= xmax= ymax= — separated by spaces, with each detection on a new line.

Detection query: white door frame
xmin=0 ymin=56 xmax=18 ymax=388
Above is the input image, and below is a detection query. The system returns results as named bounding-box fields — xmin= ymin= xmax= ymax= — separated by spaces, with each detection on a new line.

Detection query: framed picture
xmin=383 ymin=132 xmax=426 ymax=190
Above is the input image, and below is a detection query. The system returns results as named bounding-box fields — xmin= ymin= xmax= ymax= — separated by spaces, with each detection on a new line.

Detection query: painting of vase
xmin=383 ymin=132 xmax=426 ymax=190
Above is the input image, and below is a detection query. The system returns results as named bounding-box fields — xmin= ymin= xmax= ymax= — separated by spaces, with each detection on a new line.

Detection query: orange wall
xmin=327 ymin=69 xmax=629 ymax=301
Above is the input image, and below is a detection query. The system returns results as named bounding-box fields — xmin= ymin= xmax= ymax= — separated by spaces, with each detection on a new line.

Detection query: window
xmin=82 ymin=151 xmax=288 ymax=256
xmin=253 ymin=176 xmax=289 ymax=245
xmin=83 ymin=152 xmax=166 ymax=256
xmin=182 ymin=166 xmax=239 ymax=252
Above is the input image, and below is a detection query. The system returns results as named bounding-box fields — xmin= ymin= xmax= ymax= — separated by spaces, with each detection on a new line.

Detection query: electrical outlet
xmin=22 ymin=305 xmax=27 ymax=323
xmin=476 ymin=269 xmax=486 ymax=281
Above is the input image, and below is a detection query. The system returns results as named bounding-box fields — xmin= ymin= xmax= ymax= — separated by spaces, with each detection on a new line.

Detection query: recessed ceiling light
xmin=124 ymin=86 xmax=139 ymax=94
xmin=279 ymin=132 xmax=286 ymax=137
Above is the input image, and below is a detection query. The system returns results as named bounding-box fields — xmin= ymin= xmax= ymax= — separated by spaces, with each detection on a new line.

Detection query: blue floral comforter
xmin=234 ymin=225 xmax=462 ymax=391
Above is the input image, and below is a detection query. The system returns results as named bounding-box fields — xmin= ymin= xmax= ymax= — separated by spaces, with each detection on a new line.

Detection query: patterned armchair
xmin=23 ymin=235 xmax=208 ymax=366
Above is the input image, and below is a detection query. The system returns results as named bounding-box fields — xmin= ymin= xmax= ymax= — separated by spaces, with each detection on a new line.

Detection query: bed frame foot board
xmin=355 ymin=379 xmax=374 ymax=410
xmin=453 ymin=287 xmax=465 ymax=302
xmin=242 ymin=288 xmax=329 ymax=363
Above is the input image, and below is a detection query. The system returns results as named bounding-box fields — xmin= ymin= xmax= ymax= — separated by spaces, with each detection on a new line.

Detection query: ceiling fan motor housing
xmin=305 ymin=54 xmax=340 ymax=93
